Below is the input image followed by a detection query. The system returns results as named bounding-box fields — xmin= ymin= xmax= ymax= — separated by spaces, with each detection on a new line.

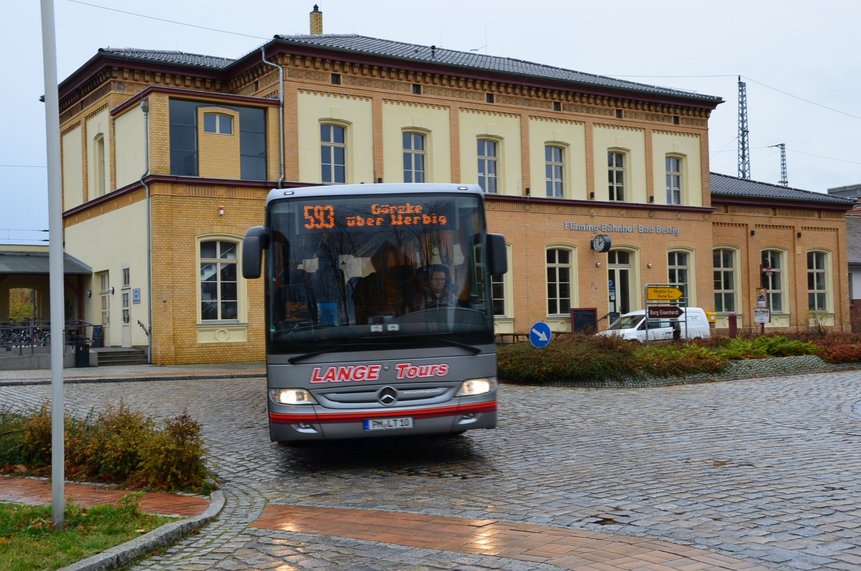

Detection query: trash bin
xmin=74 ymin=343 xmax=90 ymax=367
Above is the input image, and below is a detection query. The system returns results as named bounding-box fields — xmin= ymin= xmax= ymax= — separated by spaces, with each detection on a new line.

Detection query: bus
xmin=242 ymin=183 xmax=507 ymax=443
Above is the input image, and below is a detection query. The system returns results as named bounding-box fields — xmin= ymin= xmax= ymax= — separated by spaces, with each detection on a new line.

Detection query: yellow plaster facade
xmin=52 ymin=34 xmax=852 ymax=364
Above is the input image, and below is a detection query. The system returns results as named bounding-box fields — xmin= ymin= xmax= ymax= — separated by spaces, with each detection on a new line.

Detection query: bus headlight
xmin=456 ymin=377 xmax=497 ymax=396
xmin=269 ymin=388 xmax=317 ymax=405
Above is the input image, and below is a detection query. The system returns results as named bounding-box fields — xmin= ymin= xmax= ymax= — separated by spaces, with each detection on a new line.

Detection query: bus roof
xmin=265 ymin=183 xmax=485 ymax=205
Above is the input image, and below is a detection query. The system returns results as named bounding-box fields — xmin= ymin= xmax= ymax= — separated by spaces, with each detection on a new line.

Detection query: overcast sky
xmin=3 ymin=0 xmax=859 ymax=243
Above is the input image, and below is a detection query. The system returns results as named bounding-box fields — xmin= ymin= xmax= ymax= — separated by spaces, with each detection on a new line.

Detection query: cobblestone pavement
xmin=2 ymin=370 xmax=861 ymax=570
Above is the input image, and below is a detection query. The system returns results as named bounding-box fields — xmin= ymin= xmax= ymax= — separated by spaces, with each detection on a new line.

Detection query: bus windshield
xmin=265 ymin=192 xmax=494 ymax=354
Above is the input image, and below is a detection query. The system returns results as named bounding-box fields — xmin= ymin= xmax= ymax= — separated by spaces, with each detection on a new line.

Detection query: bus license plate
xmin=363 ymin=417 xmax=413 ymax=431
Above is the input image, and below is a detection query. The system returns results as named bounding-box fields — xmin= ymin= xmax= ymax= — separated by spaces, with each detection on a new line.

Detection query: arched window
xmin=403 ymin=131 xmax=426 ymax=183
xmin=545 ymin=145 xmax=564 ymax=198
xmin=546 ymin=248 xmax=572 ymax=316
xmin=608 ymin=150 xmax=625 ymax=201
xmin=668 ymin=250 xmax=689 ymax=288
xmin=477 ymin=138 xmax=499 ymax=193
xmin=200 ymin=240 xmax=239 ymax=321
xmin=807 ymin=251 xmax=829 ymax=311
xmin=665 ymin=155 xmax=683 ymax=205
xmin=94 ymin=133 xmax=105 ymax=197
xmin=761 ymin=250 xmax=784 ymax=312
xmin=713 ymin=248 xmax=736 ymax=312
xmin=321 ymin=123 xmax=347 ymax=184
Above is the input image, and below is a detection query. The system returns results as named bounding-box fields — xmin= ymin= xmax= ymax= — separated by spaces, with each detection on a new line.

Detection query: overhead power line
xmin=68 ymin=0 xmax=270 ymax=41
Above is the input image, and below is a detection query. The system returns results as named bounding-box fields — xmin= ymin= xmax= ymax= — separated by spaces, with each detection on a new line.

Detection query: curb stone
xmin=59 ymin=490 xmax=225 ymax=571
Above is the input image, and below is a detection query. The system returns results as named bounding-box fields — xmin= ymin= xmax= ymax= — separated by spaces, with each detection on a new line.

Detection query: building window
xmin=666 ymin=156 xmax=682 ymax=205
xmin=807 ymin=251 xmax=829 ymax=311
xmin=713 ymin=248 xmax=736 ymax=312
xmin=761 ymin=250 xmax=784 ymax=312
xmin=200 ymin=240 xmax=238 ymax=321
xmin=545 ymin=145 xmax=564 ymax=198
xmin=668 ymin=251 xmax=689 ymax=288
xmin=98 ymin=271 xmax=110 ymax=333
xmin=330 ymin=73 xmax=341 ymax=85
xmin=93 ymin=134 xmax=106 ymax=198
xmin=203 ymin=112 xmax=233 ymax=134
xmin=608 ymin=151 xmax=625 ymax=201
xmin=169 ymin=99 xmax=266 ymax=180
xmin=546 ymin=248 xmax=571 ymax=316
xmin=412 ymin=83 xmax=422 ymax=95
xmin=403 ymin=131 xmax=426 ymax=183
xmin=321 ymin=123 xmax=346 ymax=184
xmin=121 ymin=267 xmax=131 ymax=327
xmin=491 ymin=273 xmax=506 ymax=316
xmin=477 ymin=138 xmax=498 ymax=193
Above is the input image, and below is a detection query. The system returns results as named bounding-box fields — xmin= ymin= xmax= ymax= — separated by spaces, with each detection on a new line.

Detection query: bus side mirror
xmin=242 ymin=226 xmax=269 ymax=279
xmin=487 ymin=233 xmax=507 ymax=276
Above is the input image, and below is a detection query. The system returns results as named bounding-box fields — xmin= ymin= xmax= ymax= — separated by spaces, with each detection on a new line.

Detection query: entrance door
xmin=607 ymin=250 xmax=633 ymax=317
xmin=121 ymin=267 xmax=131 ymax=347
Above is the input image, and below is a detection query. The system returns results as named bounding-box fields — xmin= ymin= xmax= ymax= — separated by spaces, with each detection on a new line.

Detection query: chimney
xmin=310 ymin=5 xmax=323 ymax=35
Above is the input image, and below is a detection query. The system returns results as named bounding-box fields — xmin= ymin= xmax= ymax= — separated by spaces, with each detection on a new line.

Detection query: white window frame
xmin=761 ymin=249 xmax=785 ymax=313
xmin=546 ymin=247 xmax=573 ymax=316
xmin=713 ymin=248 xmax=736 ymax=313
xmin=666 ymin=155 xmax=682 ymax=205
xmin=199 ymin=239 xmax=240 ymax=322
xmin=321 ymin=123 xmax=347 ymax=184
xmin=403 ymin=131 xmax=427 ymax=183
xmin=807 ymin=250 xmax=830 ymax=312
xmin=545 ymin=145 xmax=564 ymax=198
xmin=203 ymin=112 xmax=233 ymax=135
xmin=477 ymin=138 xmax=499 ymax=193
xmin=608 ymin=150 xmax=625 ymax=201
xmin=668 ymin=250 xmax=689 ymax=288
xmin=490 ymin=244 xmax=513 ymax=318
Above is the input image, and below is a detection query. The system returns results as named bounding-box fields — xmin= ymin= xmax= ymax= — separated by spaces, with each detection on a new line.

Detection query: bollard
xmin=728 ymin=312 xmax=737 ymax=338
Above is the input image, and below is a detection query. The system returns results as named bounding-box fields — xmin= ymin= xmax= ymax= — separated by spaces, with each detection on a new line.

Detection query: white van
xmin=596 ymin=307 xmax=711 ymax=342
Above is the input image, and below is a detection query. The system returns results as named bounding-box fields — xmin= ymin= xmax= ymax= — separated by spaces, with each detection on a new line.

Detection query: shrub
xmin=2 ymin=403 xmax=213 ymax=493
xmin=20 ymin=404 xmax=53 ymax=466
xmin=497 ymin=333 xmax=640 ymax=384
xmin=0 ymin=409 xmax=29 ymax=467
xmin=134 ymin=412 xmax=211 ymax=491
xmin=633 ymin=342 xmax=725 ymax=377
xmin=72 ymin=404 xmax=156 ymax=482
xmin=809 ymin=331 xmax=861 ymax=363
xmin=710 ymin=335 xmax=820 ymax=360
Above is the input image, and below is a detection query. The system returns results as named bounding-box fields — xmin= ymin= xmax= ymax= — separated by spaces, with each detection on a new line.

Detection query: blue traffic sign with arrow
xmin=529 ymin=321 xmax=552 ymax=348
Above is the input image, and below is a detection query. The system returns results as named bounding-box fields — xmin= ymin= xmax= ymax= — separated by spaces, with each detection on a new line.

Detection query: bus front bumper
xmin=268 ymin=400 xmax=497 ymax=442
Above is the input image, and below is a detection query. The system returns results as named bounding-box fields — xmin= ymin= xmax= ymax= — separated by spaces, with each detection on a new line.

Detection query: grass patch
xmin=0 ymin=495 xmax=171 ymax=571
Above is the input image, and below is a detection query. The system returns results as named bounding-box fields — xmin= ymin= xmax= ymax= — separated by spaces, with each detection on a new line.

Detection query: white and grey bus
xmin=242 ymin=183 xmax=507 ymax=443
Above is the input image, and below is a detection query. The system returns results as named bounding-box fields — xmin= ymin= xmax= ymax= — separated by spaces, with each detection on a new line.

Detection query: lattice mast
xmin=737 ymin=76 xmax=751 ymax=179
xmin=770 ymin=143 xmax=788 ymax=186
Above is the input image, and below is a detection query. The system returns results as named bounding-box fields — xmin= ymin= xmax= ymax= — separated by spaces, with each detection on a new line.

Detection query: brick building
xmin=56 ymin=7 xmax=854 ymax=364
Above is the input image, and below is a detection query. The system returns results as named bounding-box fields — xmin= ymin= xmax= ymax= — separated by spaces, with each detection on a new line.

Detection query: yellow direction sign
xmin=646 ymin=286 xmax=684 ymax=301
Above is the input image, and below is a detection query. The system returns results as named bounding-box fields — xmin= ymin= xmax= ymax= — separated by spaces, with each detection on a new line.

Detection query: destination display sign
xmin=303 ymin=202 xmax=449 ymax=230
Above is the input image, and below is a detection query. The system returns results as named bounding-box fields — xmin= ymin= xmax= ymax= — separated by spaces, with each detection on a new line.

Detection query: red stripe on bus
xmin=269 ymin=401 xmax=496 ymax=425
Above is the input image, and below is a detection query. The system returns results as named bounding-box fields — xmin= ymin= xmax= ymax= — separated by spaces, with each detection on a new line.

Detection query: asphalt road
xmin=2 ymin=371 xmax=860 ymax=570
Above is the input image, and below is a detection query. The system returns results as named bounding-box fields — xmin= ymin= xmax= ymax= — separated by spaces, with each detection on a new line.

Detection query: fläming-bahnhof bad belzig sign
xmin=564 ymin=221 xmax=681 ymax=236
